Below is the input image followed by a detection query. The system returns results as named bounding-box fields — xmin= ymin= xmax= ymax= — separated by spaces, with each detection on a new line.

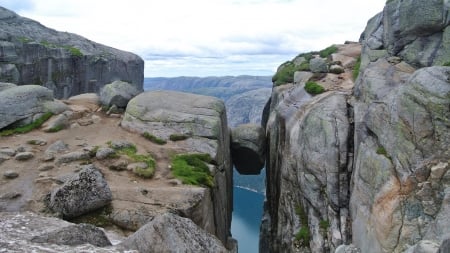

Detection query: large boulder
xmin=231 ymin=124 xmax=266 ymax=175
xmin=45 ymin=164 xmax=113 ymax=218
xmin=100 ymin=80 xmax=141 ymax=108
xmin=0 ymin=85 xmax=68 ymax=129
xmin=121 ymin=90 xmax=233 ymax=248
xmin=0 ymin=7 xmax=143 ymax=99
xmin=120 ymin=213 xmax=228 ymax=253
xmin=309 ymin=58 xmax=328 ymax=73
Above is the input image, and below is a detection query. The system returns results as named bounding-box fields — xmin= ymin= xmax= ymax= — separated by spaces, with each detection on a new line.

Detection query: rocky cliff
xmin=0 ymin=7 xmax=144 ymax=99
xmin=261 ymin=1 xmax=450 ymax=252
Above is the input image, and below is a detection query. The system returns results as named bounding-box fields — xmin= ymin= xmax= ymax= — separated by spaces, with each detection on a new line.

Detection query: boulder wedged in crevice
xmin=231 ymin=124 xmax=266 ymax=175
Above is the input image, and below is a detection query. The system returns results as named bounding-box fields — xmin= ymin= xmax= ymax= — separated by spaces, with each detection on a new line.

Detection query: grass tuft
xmin=169 ymin=134 xmax=190 ymax=141
xmin=304 ymin=81 xmax=325 ymax=95
xmin=319 ymin=45 xmax=338 ymax=58
xmin=143 ymin=132 xmax=167 ymax=145
xmin=110 ymin=143 xmax=155 ymax=178
xmin=353 ymin=56 xmax=361 ymax=80
xmin=376 ymin=146 xmax=388 ymax=156
xmin=170 ymin=153 xmax=214 ymax=187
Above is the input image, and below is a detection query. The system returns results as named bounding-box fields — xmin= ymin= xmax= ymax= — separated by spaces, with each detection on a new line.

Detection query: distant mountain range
xmin=144 ymin=75 xmax=271 ymax=193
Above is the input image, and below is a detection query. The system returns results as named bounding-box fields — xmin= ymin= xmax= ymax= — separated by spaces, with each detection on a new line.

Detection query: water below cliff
xmin=231 ymin=186 xmax=265 ymax=253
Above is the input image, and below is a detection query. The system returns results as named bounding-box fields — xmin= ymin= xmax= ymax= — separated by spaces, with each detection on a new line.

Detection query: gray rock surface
xmin=120 ymin=212 xmax=228 ymax=253
xmin=15 ymin=151 xmax=34 ymax=161
xmin=3 ymin=170 xmax=19 ymax=179
xmin=121 ymin=90 xmax=233 ymax=247
xmin=0 ymin=82 xmax=16 ymax=91
xmin=31 ymin=223 xmax=112 ymax=247
xmin=0 ymin=85 xmax=68 ymax=129
xmin=55 ymin=151 xmax=90 ymax=165
xmin=231 ymin=124 xmax=265 ymax=175
xmin=42 ymin=113 xmax=70 ymax=132
xmin=310 ymin=58 xmax=328 ymax=73
xmin=0 ymin=7 xmax=143 ymax=99
xmin=294 ymin=71 xmax=314 ymax=85
xmin=96 ymin=147 xmax=116 ymax=160
xmin=404 ymin=241 xmax=440 ymax=253
xmin=225 ymin=88 xmax=272 ymax=127
xmin=100 ymin=80 xmax=141 ymax=108
xmin=45 ymin=165 xmax=112 ymax=218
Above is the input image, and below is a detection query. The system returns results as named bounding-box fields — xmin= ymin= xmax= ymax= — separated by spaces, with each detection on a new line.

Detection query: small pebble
xmin=3 ymin=170 xmax=19 ymax=179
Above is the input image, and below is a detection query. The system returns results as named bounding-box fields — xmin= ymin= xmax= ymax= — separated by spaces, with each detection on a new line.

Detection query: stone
xmin=309 ymin=57 xmax=328 ymax=73
xmin=120 ymin=213 xmax=228 ymax=253
xmin=66 ymin=93 xmax=100 ymax=112
xmin=127 ymin=162 xmax=148 ymax=171
xmin=95 ymin=147 xmax=116 ymax=160
xmin=329 ymin=64 xmax=345 ymax=74
xmin=335 ymin=244 xmax=361 ymax=253
xmin=0 ymin=7 xmax=143 ymax=99
xmin=430 ymin=162 xmax=448 ymax=180
xmin=404 ymin=240 xmax=440 ymax=253
xmin=55 ymin=151 xmax=90 ymax=165
xmin=3 ymin=170 xmax=19 ymax=179
xmin=38 ymin=164 xmax=54 ymax=171
xmin=77 ymin=118 xmax=94 ymax=126
xmin=26 ymin=138 xmax=47 ymax=146
xmin=109 ymin=140 xmax=135 ymax=149
xmin=91 ymin=115 xmax=101 ymax=124
xmin=0 ymin=147 xmax=16 ymax=156
xmin=43 ymin=140 xmax=68 ymax=161
xmin=45 ymin=164 xmax=112 ymax=218
xmin=439 ymin=238 xmax=450 ymax=253
xmin=109 ymin=159 xmax=129 ymax=171
xmin=0 ymin=81 xmax=16 ymax=92
xmin=0 ymin=153 xmax=10 ymax=164
xmin=100 ymin=80 xmax=141 ymax=108
xmin=106 ymin=104 xmax=121 ymax=115
xmin=225 ymin=88 xmax=272 ymax=127
xmin=42 ymin=113 xmax=70 ymax=132
xmin=231 ymin=124 xmax=266 ymax=175
xmin=294 ymin=71 xmax=314 ymax=85
xmin=0 ymin=191 xmax=21 ymax=199
xmin=15 ymin=151 xmax=34 ymax=161
xmin=0 ymin=85 xmax=68 ymax=130
xmin=31 ymin=223 xmax=112 ymax=247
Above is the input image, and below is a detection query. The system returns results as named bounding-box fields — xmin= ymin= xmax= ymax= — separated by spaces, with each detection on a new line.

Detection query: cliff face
xmin=0 ymin=7 xmax=144 ymax=99
xmin=262 ymin=1 xmax=450 ymax=252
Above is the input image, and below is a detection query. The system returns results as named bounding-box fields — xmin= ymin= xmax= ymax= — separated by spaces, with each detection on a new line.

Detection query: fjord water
xmin=232 ymin=186 xmax=265 ymax=253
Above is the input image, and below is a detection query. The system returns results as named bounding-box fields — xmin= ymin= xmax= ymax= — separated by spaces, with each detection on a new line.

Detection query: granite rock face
xmin=231 ymin=124 xmax=266 ymax=175
xmin=100 ymin=80 xmax=141 ymax=108
xmin=121 ymin=90 xmax=234 ymax=248
xmin=0 ymin=7 xmax=143 ymax=99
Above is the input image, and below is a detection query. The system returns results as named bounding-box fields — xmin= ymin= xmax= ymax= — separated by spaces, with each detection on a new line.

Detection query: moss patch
xmin=295 ymin=203 xmax=310 ymax=247
xmin=170 ymin=153 xmax=214 ymax=187
xmin=143 ymin=132 xmax=167 ymax=145
xmin=376 ymin=146 xmax=388 ymax=156
xmin=353 ymin=56 xmax=361 ymax=80
xmin=169 ymin=134 xmax=190 ymax=141
xmin=319 ymin=45 xmax=338 ymax=58
xmin=0 ymin=112 xmax=53 ymax=136
xmin=304 ymin=81 xmax=325 ymax=95
xmin=110 ymin=143 xmax=156 ymax=178
xmin=70 ymin=205 xmax=113 ymax=227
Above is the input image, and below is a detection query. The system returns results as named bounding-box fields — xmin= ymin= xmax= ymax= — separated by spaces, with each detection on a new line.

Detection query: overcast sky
xmin=2 ymin=0 xmax=385 ymax=77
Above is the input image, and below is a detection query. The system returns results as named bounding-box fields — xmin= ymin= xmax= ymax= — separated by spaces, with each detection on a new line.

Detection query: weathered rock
xmin=109 ymin=159 xmax=129 ymax=171
xmin=0 ymin=153 xmax=10 ymax=164
xmin=109 ymin=140 xmax=134 ymax=150
xmin=439 ymin=239 xmax=450 ymax=253
xmin=44 ymin=140 xmax=68 ymax=161
xmin=0 ymin=212 xmax=124 ymax=252
xmin=404 ymin=240 xmax=440 ymax=253
xmin=66 ymin=93 xmax=100 ymax=112
xmin=310 ymin=58 xmax=328 ymax=73
xmin=15 ymin=151 xmax=34 ymax=161
xmin=121 ymin=90 xmax=233 ymax=247
xmin=0 ymin=85 xmax=68 ymax=129
xmin=0 ymin=7 xmax=143 ymax=99
xmin=26 ymin=138 xmax=47 ymax=145
xmin=55 ymin=151 xmax=90 ymax=165
xmin=100 ymin=80 xmax=141 ymax=108
xmin=45 ymin=165 xmax=112 ymax=218
xmin=0 ymin=147 xmax=16 ymax=156
xmin=120 ymin=213 xmax=228 ymax=253
xmin=0 ymin=191 xmax=21 ymax=199
xmin=329 ymin=64 xmax=344 ymax=74
xmin=127 ymin=162 xmax=147 ymax=171
xmin=225 ymin=88 xmax=272 ymax=127
xmin=3 ymin=170 xmax=19 ymax=179
xmin=294 ymin=71 xmax=314 ymax=85
xmin=96 ymin=147 xmax=116 ymax=160
xmin=231 ymin=124 xmax=265 ymax=175
xmin=335 ymin=244 xmax=361 ymax=253
xmin=0 ymin=81 xmax=16 ymax=91
xmin=38 ymin=164 xmax=54 ymax=171
xmin=42 ymin=113 xmax=70 ymax=132
xmin=31 ymin=223 xmax=112 ymax=247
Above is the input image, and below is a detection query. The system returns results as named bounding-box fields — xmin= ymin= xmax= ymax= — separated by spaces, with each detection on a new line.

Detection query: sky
xmin=2 ymin=0 xmax=385 ymax=77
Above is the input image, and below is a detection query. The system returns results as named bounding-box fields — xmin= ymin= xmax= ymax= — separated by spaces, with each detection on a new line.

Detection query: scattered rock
xmin=55 ymin=151 xmax=90 ymax=165
xmin=109 ymin=159 xmax=129 ymax=171
xmin=26 ymin=138 xmax=47 ymax=146
xmin=167 ymin=179 xmax=182 ymax=186
xmin=335 ymin=244 xmax=361 ymax=253
xmin=109 ymin=140 xmax=134 ymax=149
xmin=16 ymin=145 xmax=32 ymax=152
xmin=0 ymin=147 xmax=16 ymax=156
xmin=77 ymin=118 xmax=94 ymax=126
xmin=120 ymin=213 xmax=228 ymax=253
xmin=38 ymin=164 xmax=55 ymax=171
xmin=15 ymin=151 xmax=34 ymax=161
xmin=127 ymin=162 xmax=147 ymax=171
xmin=42 ymin=113 xmax=70 ymax=132
xmin=0 ymin=191 xmax=21 ymax=200
xmin=100 ymin=80 xmax=141 ymax=108
xmin=0 ymin=153 xmax=10 ymax=164
xmin=91 ymin=115 xmax=101 ymax=124
xmin=95 ymin=147 xmax=116 ymax=160
xmin=66 ymin=93 xmax=100 ymax=112
xmin=329 ymin=64 xmax=345 ymax=74
xmin=3 ymin=170 xmax=19 ymax=179
xmin=31 ymin=223 xmax=112 ymax=247
xmin=45 ymin=164 xmax=112 ymax=218
xmin=404 ymin=240 xmax=440 ymax=253
xmin=309 ymin=58 xmax=328 ymax=73
xmin=294 ymin=71 xmax=314 ymax=85
xmin=106 ymin=104 xmax=121 ymax=115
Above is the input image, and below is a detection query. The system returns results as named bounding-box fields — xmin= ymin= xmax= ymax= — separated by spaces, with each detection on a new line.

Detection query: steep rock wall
xmin=0 ymin=7 xmax=144 ymax=99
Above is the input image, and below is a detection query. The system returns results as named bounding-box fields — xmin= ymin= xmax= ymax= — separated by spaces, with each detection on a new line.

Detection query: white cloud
xmin=10 ymin=0 xmax=386 ymax=77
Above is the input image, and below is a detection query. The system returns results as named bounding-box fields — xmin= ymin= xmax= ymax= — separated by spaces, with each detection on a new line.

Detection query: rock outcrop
xmin=231 ymin=124 xmax=266 ymax=175
xmin=100 ymin=80 xmax=141 ymax=108
xmin=262 ymin=1 xmax=450 ymax=253
xmin=0 ymin=7 xmax=143 ymax=99
xmin=121 ymin=90 xmax=234 ymax=248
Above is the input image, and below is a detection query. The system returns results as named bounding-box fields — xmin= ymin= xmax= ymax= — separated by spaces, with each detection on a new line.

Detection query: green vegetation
xmin=319 ymin=220 xmax=330 ymax=230
xmin=442 ymin=61 xmax=450 ymax=66
xmin=294 ymin=203 xmax=310 ymax=247
xmin=71 ymin=205 xmax=113 ymax=227
xmin=353 ymin=56 xmax=362 ymax=80
xmin=111 ymin=143 xmax=156 ymax=178
xmin=0 ymin=112 xmax=53 ymax=136
xmin=46 ymin=125 xmax=64 ymax=133
xmin=272 ymin=62 xmax=297 ymax=86
xmin=169 ymin=134 xmax=190 ymax=141
xmin=304 ymin=81 xmax=325 ymax=95
xmin=143 ymin=132 xmax=167 ymax=145
xmin=89 ymin=145 xmax=100 ymax=157
xmin=376 ymin=146 xmax=388 ymax=156
xmin=18 ymin=36 xmax=33 ymax=43
xmin=40 ymin=40 xmax=83 ymax=57
xmin=170 ymin=153 xmax=214 ymax=187
xmin=319 ymin=45 xmax=338 ymax=58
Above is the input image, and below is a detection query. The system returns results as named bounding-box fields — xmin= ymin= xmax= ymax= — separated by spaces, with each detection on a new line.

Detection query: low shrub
xmin=376 ymin=146 xmax=387 ymax=156
xmin=170 ymin=153 xmax=214 ymax=187
xmin=295 ymin=227 xmax=310 ymax=246
xmin=304 ymin=81 xmax=325 ymax=95
xmin=353 ymin=56 xmax=362 ymax=80
xmin=319 ymin=45 xmax=338 ymax=58
xmin=143 ymin=132 xmax=167 ymax=145
xmin=319 ymin=220 xmax=330 ymax=230
xmin=169 ymin=134 xmax=190 ymax=141
xmin=0 ymin=112 xmax=53 ymax=136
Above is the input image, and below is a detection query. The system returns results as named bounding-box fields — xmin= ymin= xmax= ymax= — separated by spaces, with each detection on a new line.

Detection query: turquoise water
xmin=231 ymin=186 xmax=265 ymax=253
